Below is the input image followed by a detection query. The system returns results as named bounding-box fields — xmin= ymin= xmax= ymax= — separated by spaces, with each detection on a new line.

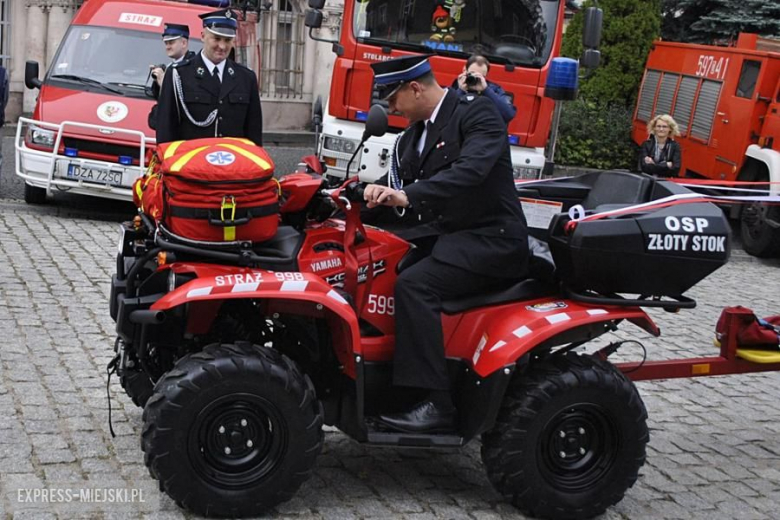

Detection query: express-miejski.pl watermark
xmin=17 ymin=487 xmax=145 ymax=504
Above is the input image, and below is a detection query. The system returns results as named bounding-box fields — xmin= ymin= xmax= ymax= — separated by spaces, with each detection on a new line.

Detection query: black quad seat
xmin=580 ymin=171 xmax=654 ymax=212
xmin=442 ymin=237 xmax=557 ymax=315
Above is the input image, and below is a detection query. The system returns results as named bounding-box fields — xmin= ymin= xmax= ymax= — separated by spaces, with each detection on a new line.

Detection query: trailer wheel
xmin=741 ymin=203 xmax=780 ymax=257
xmin=141 ymin=342 xmax=323 ymax=517
xmin=24 ymin=183 xmax=47 ymax=204
xmin=481 ymin=353 xmax=648 ymax=520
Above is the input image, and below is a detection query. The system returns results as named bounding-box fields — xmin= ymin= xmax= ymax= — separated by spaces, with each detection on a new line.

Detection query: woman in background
xmin=639 ymin=114 xmax=682 ymax=177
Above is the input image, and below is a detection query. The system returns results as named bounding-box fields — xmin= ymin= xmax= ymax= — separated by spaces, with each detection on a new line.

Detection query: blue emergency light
xmin=355 ymin=111 xmax=368 ymax=122
xmin=118 ymin=156 xmax=133 ymax=165
xmin=65 ymin=147 xmax=78 ymax=157
xmin=544 ymin=57 xmax=579 ymax=101
xmin=508 ymin=135 xmax=520 ymax=146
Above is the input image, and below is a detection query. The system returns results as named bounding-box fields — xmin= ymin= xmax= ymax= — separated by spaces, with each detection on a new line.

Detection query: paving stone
xmin=1 ymin=200 xmax=779 ymax=519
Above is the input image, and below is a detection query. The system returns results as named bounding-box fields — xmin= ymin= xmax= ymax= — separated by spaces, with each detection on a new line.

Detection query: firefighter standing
xmin=364 ymin=55 xmax=529 ymax=433
xmin=155 ymin=9 xmax=263 ymax=146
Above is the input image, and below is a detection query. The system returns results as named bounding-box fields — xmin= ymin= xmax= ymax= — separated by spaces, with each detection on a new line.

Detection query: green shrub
xmin=554 ymin=100 xmax=638 ymax=171
xmin=562 ymin=0 xmax=660 ymax=108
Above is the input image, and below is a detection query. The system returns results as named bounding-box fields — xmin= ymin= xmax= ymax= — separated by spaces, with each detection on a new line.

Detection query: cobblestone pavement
xmin=0 ymin=199 xmax=779 ymax=520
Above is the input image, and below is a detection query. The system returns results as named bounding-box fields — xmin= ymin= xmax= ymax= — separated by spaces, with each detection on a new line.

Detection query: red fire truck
xmin=304 ymin=0 xmax=601 ymax=182
xmin=15 ymin=0 xmax=260 ymax=205
xmin=632 ymin=33 xmax=780 ymax=257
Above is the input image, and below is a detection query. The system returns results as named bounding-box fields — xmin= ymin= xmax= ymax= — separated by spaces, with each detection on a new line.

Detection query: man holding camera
xmin=148 ymin=23 xmax=195 ymax=129
xmin=455 ymin=54 xmax=516 ymax=124
xmin=155 ymin=8 xmax=263 ymax=146
xmin=151 ymin=23 xmax=195 ymax=96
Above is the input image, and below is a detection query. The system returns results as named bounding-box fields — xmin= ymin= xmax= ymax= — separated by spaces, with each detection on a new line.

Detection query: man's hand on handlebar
xmin=364 ymin=185 xmax=410 ymax=209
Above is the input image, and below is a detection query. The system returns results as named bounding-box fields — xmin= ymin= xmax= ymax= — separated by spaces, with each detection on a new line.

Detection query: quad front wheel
xmin=481 ymin=353 xmax=648 ymax=520
xmin=141 ymin=342 xmax=323 ymax=517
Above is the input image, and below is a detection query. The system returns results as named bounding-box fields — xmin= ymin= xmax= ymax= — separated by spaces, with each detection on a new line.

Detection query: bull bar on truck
xmin=15 ymin=117 xmax=154 ymax=201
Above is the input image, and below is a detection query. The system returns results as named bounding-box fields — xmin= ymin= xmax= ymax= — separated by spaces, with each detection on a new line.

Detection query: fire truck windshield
xmin=352 ymin=0 xmax=558 ymax=66
xmin=47 ymin=25 xmax=203 ymax=98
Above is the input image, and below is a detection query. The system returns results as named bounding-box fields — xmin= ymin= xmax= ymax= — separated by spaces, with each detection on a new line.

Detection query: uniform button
xmin=500 ymin=228 xmax=505 ymax=234
xmin=421 ymin=201 xmax=427 ymax=206
xmin=437 ymin=215 xmax=443 ymax=221
xmin=219 ymin=100 xmax=223 ymax=105
xmin=218 ymin=134 xmax=223 ymax=137
xmin=219 ymin=117 xmax=223 ymax=121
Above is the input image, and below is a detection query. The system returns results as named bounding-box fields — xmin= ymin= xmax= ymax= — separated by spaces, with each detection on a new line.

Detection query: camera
xmin=465 ymin=73 xmax=479 ymax=88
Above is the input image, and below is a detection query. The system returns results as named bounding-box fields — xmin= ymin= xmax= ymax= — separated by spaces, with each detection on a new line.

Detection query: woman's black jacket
xmin=639 ymin=135 xmax=681 ymax=177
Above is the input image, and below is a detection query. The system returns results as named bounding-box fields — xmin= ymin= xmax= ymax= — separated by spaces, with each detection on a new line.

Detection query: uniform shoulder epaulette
xmin=172 ymin=57 xmax=192 ymax=69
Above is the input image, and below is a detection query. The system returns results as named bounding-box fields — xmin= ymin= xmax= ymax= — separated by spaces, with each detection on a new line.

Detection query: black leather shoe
xmin=377 ymin=400 xmax=457 ymax=433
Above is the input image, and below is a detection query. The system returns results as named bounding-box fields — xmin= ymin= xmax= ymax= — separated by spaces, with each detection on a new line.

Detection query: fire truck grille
xmin=62 ymin=138 xmax=142 ymax=160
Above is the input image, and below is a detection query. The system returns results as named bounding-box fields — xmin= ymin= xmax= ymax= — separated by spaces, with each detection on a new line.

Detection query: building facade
xmin=1 ymin=0 xmax=344 ymax=130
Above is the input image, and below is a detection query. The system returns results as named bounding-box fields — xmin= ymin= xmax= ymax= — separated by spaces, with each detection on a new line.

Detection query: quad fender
xmin=466 ymin=299 xmax=660 ymax=377
xmin=745 ymin=145 xmax=780 ymax=195
xmin=151 ymin=265 xmax=361 ymax=372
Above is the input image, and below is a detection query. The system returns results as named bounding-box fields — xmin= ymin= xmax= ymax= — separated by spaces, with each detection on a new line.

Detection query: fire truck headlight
xmin=323 ymin=136 xmax=359 ymax=154
xmin=29 ymin=126 xmax=56 ymax=148
xmin=513 ymin=167 xmax=541 ymax=180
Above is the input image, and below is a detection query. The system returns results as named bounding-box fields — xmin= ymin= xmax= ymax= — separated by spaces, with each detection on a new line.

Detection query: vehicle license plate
xmin=64 ymin=163 xmax=123 ymax=186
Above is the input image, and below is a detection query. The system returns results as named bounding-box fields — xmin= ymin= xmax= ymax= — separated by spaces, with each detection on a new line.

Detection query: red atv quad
xmin=109 ymin=124 xmax=731 ymax=518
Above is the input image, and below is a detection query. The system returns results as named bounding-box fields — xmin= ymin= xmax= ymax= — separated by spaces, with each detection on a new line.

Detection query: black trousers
xmin=392 ymin=255 xmax=511 ymax=391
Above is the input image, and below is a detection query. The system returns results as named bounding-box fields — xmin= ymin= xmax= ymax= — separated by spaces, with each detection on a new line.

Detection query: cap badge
xmin=227 ymin=67 xmax=235 ymax=76
xmin=225 ymin=10 xmax=232 ymax=19
xmin=196 ymin=67 xmax=205 ymax=77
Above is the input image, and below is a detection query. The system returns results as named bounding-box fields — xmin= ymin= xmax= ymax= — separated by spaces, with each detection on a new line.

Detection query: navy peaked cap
xmin=370 ymin=54 xmax=433 ymax=100
xmin=162 ymin=23 xmax=190 ymax=41
xmin=199 ymin=8 xmax=238 ymax=38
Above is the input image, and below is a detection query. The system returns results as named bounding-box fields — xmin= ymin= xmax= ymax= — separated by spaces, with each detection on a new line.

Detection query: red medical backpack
xmin=137 ymin=138 xmax=279 ymax=244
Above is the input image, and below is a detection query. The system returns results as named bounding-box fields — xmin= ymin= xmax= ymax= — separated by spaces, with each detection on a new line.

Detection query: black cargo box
xmin=544 ymin=173 xmax=731 ymax=298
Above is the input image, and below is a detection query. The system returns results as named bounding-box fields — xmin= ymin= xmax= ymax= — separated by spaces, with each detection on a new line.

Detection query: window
xmin=353 ymin=0 xmax=560 ymax=67
xmin=636 ymin=69 xmax=660 ymax=122
xmin=736 ymin=59 xmax=761 ymax=99
xmin=690 ymin=79 xmax=722 ymax=142
xmin=673 ymin=76 xmax=698 ymax=135
xmin=655 ymin=73 xmax=679 ymax=118
xmin=258 ymin=0 xmax=305 ymax=99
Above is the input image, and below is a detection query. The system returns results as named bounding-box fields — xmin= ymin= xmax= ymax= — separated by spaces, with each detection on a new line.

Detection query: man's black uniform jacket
xmin=155 ymin=52 xmax=263 ymax=146
xmin=379 ymin=89 xmax=528 ymax=279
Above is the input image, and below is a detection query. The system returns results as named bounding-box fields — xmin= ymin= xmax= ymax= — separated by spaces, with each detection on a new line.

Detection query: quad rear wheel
xmin=481 ymin=353 xmax=648 ymax=519
xmin=141 ymin=342 xmax=323 ymax=517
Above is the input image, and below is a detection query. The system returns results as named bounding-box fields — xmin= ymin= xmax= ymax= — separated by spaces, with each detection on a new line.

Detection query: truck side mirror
xmin=304 ymin=9 xmax=323 ymax=29
xmin=25 ymin=61 xmax=42 ymax=90
xmin=308 ymin=0 xmax=326 ymax=8
xmin=582 ymin=7 xmax=603 ymax=49
xmin=362 ymin=104 xmax=388 ymax=140
xmin=581 ymin=49 xmax=601 ymax=69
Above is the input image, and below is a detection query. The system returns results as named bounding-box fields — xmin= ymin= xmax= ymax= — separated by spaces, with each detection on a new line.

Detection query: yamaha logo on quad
xmin=206 ymin=151 xmax=236 ymax=166
xmin=325 ymin=260 xmax=387 ymax=286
